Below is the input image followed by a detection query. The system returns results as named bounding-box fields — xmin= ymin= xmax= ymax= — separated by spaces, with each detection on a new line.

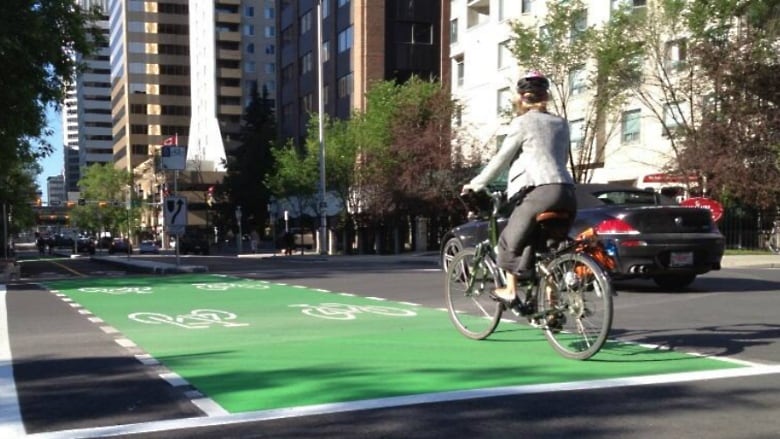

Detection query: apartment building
xmin=276 ymin=0 xmax=445 ymax=145
xmin=448 ymin=0 xmax=677 ymax=187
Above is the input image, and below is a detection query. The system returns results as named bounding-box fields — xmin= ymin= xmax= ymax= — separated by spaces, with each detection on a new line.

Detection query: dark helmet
xmin=516 ymin=70 xmax=550 ymax=94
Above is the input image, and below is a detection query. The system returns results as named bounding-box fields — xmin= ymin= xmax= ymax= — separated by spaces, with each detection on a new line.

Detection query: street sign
xmin=680 ymin=197 xmax=725 ymax=222
xmin=161 ymin=146 xmax=186 ymax=171
xmin=164 ymin=196 xmax=187 ymax=235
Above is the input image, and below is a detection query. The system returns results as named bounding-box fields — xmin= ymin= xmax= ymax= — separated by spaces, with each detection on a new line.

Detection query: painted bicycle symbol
xmin=128 ymin=309 xmax=248 ymax=329
xmin=192 ymin=282 xmax=270 ymax=291
xmin=289 ymin=303 xmax=417 ymax=320
xmin=78 ymin=286 xmax=153 ymax=295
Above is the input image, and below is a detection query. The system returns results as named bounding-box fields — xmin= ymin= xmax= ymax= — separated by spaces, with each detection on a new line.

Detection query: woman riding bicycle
xmin=461 ymin=71 xmax=576 ymax=304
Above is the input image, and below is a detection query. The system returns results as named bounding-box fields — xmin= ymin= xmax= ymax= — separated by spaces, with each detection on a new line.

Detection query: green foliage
xmin=0 ymin=0 xmax=103 ymax=242
xmin=71 ymin=164 xmax=134 ymax=234
xmin=222 ymin=85 xmax=277 ymax=230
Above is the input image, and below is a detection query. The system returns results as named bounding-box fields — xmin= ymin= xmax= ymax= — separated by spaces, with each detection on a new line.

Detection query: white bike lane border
xmin=0 ymin=284 xmax=26 ymax=438
xmin=5 ymin=278 xmax=780 ymax=439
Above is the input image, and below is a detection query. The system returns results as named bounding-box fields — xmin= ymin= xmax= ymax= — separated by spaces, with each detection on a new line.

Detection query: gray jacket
xmin=468 ymin=110 xmax=574 ymax=198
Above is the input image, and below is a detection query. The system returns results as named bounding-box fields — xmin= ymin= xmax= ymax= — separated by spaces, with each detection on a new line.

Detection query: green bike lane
xmin=43 ymin=273 xmax=746 ymax=416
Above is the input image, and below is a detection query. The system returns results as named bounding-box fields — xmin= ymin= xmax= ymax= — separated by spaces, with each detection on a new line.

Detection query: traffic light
xmin=207 ymin=186 xmax=215 ymax=207
xmin=78 ymin=198 xmax=86 ymax=206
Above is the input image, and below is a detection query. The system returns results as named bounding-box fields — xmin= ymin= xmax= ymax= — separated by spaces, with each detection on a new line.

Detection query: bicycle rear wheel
xmin=445 ymin=248 xmax=503 ymax=340
xmin=538 ymin=252 xmax=613 ymax=360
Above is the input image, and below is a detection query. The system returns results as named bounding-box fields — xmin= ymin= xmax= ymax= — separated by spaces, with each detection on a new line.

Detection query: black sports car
xmin=440 ymin=183 xmax=725 ymax=290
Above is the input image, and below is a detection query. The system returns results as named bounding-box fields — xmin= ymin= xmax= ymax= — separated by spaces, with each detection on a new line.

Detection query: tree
xmin=508 ymin=0 xmax=641 ymax=182
xmin=676 ymin=0 xmax=780 ymax=209
xmin=0 ymin=0 xmax=102 ymax=176
xmin=221 ymin=85 xmax=277 ymax=233
xmin=0 ymin=1 xmax=102 ymax=249
xmin=71 ymin=164 xmax=135 ymax=236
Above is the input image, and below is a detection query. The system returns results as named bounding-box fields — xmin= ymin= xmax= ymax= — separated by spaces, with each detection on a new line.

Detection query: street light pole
xmin=316 ymin=0 xmax=327 ymax=255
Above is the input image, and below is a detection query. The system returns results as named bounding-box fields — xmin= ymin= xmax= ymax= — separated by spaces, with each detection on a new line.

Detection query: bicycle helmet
xmin=516 ymin=70 xmax=550 ymax=94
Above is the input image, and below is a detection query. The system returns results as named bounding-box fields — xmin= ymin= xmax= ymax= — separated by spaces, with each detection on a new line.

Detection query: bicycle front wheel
xmin=445 ymin=248 xmax=503 ymax=340
xmin=538 ymin=252 xmax=614 ymax=360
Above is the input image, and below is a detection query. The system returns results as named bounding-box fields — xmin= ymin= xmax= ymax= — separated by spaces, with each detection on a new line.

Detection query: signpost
xmin=164 ymin=196 xmax=187 ymax=266
xmin=680 ymin=197 xmax=724 ymax=222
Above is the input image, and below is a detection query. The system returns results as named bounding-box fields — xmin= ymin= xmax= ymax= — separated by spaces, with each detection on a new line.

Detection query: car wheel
xmin=652 ymin=273 xmax=697 ymax=290
xmin=441 ymin=237 xmax=464 ymax=272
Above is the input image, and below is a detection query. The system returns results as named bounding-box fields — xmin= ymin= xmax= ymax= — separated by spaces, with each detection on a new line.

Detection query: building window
xmin=338 ymin=26 xmax=353 ymax=52
xmin=569 ymin=66 xmax=587 ymax=95
xmin=264 ymin=63 xmax=275 ymax=74
xmin=264 ymin=6 xmax=274 ymax=19
xmin=498 ymin=40 xmax=512 ymax=69
xmin=399 ymin=22 xmax=433 ymax=44
xmin=300 ymin=52 xmax=312 ymax=75
xmin=301 ymin=93 xmax=314 ymax=112
xmin=337 ymin=72 xmax=353 ymax=98
xmin=522 ymin=0 xmax=532 ymax=14
xmin=569 ymin=119 xmax=584 ymax=150
xmin=338 ymin=0 xmax=349 ymax=7
xmin=265 ymin=26 xmax=276 ymax=38
xmin=621 ymin=109 xmax=641 ymax=144
xmin=663 ymin=101 xmax=690 ymax=136
xmin=265 ymin=44 xmax=275 ymax=54
xmin=300 ymin=10 xmax=312 ymax=35
xmin=246 ymin=43 xmax=255 ymax=54
xmin=570 ymin=9 xmax=587 ymax=43
xmin=323 ymin=0 xmax=330 ymax=18
xmin=244 ymin=24 xmax=254 ymax=36
xmin=665 ymin=39 xmax=687 ymax=69
xmin=497 ymin=87 xmax=512 ymax=115
xmin=322 ymin=40 xmax=330 ymax=62
xmin=450 ymin=18 xmax=458 ymax=43
xmin=244 ymin=61 xmax=256 ymax=73
xmin=245 ymin=5 xmax=254 ymax=17
xmin=455 ymin=56 xmax=464 ymax=86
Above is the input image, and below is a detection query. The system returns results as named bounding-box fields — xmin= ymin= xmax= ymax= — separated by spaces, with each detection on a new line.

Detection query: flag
xmin=162 ymin=134 xmax=178 ymax=146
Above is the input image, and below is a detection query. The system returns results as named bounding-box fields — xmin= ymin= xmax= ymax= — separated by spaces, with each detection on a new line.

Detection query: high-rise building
xmin=105 ymin=0 xmax=276 ymax=243
xmin=60 ymin=0 xmax=114 ymax=201
xmin=276 ymin=0 xmax=445 ymax=145
xmin=108 ymin=0 xmax=192 ymax=174
xmin=46 ymin=175 xmax=67 ymax=207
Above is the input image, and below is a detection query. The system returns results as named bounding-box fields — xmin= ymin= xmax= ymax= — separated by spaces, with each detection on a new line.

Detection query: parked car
xmin=76 ymin=237 xmax=96 ymax=255
xmin=178 ymin=234 xmax=210 ymax=255
xmin=440 ymin=183 xmax=725 ymax=290
xmin=138 ymin=240 xmax=159 ymax=254
xmin=108 ymin=238 xmax=132 ymax=255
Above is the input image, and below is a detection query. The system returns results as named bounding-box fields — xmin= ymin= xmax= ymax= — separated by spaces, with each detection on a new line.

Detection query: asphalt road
xmin=3 ymin=252 xmax=780 ymax=438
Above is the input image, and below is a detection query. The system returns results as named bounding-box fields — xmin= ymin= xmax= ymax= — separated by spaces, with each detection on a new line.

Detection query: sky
xmin=38 ymin=106 xmax=64 ymax=200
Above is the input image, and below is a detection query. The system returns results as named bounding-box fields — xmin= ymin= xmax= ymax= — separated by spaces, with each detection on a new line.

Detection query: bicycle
xmin=445 ymin=189 xmax=615 ymax=360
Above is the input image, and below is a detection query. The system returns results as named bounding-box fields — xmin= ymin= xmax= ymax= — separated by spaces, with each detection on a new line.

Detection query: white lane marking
xmin=0 ymin=285 xmax=26 ymax=438
xmin=134 ymin=354 xmax=159 ymax=366
xmin=159 ymin=372 xmax=188 ymax=387
xmin=115 ymin=338 xmax=136 ymax=348
xmin=24 ymin=364 xmax=780 ymax=439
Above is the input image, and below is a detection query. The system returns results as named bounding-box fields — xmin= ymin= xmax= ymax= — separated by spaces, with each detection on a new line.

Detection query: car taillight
xmin=594 ymin=218 xmax=640 ymax=235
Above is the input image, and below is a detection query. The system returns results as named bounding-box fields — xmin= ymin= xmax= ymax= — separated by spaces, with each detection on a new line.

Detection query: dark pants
xmin=497 ymin=184 xmax=576 ymax=274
